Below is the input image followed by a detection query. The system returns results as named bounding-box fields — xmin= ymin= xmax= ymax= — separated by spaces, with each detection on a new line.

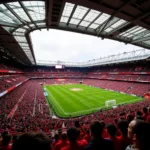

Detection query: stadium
xmin=0 ymin=0 xmax=150 ymax=150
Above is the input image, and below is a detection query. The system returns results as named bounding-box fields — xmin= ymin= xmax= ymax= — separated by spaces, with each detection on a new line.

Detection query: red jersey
xmin=61 ymin=141 xmax=87 ymax=150
xmin=54 ymin=140 xmax=69 ymax=150
xmin=118 ymin=135 xmax=132 ymax=150
xmin=107 ymin=136 xmax=122 ymax=150
xmin=147 ymin=115 xmax=150 ymax=123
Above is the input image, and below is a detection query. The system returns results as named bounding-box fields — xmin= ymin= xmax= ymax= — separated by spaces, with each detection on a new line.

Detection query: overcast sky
xmin=31 ymin=29 xmax=143 ymax=63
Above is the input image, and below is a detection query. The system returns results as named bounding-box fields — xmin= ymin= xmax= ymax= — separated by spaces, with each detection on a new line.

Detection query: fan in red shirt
xmin=52 ymin=134 xmax=61 ymax=148
xmin=106 ymin=123 xmax=122 ymax=150
xmin=117 ymin=120 xmax=132 ymax=150
xmin=146 ymin=107 xmax=150 ymax=123
xmin=142 ymin=107 xmax=149 ymax=121
xmin=83 ymin=130 xmax=90 ymax=143
xmin=54 ymin=133 xmax=69 ymax=150
xmin=61 ymin=127 xmax=88 ymax=150
xmin=101 ymin=122 xmax=109 ymax=138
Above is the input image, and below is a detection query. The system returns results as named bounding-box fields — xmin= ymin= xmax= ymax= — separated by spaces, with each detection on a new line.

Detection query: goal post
xmin=105 ymin=100 xmax=116 ymax=107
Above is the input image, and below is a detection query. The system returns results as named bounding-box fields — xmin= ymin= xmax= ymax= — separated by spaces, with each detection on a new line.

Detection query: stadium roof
xmin=0 ymin=0 xmax=150 ymax=65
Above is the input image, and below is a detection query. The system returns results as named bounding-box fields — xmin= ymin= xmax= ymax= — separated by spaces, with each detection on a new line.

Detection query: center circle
xmin=70 ymin=88 xmax=83 ymax=91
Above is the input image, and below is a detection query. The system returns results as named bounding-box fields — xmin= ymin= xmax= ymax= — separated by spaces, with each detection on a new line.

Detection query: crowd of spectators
xmin=0 ymin=117 xmax=150 ymax=150
xmin=83 ymin=79 xmax=150 ymax=96
xmin=0 ymin=75 xmax=27 ymax=93
xmin=0 ymin=64 xmax=150 ymax=150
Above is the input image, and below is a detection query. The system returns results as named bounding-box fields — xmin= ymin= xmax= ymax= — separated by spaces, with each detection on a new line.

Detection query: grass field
xmin=43 ymin=84 xmax=142 ymax=118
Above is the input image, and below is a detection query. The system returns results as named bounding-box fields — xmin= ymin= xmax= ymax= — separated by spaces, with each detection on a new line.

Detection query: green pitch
xmin=44 ymin=84 xmax=142 ymax=118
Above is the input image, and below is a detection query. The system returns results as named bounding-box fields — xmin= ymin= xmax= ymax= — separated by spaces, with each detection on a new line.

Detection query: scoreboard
xmin=55 ymin=65 xmax=65 ymax=69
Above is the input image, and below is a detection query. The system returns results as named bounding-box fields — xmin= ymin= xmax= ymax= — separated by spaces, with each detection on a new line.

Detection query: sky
xmin=31 ymin=29 xmax=142 ymax=63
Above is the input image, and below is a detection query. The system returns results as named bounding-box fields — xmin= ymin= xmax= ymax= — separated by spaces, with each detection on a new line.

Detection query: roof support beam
xmin=46 ymin=0 xmax=53 ymax=27
xmin=0 ymin=21 xmax=19 ymax=28
xmin=25 ymin=33 xmax=36 ymax=64
xmin=77 ymin=9 xmax=90 ymax=27
xmin=4 ymin=4 xmax=31 ymax=29
xmin=112 ymin=10 xmax=150 ymax=37
xmin=130 ymin=30 xmax=150 ymax=41
xmin=97 ymin=15 xmax=113 ymax=35
xmin=131 ymin=36 xmax=150 ymax=43
xmin=67 ymin=5 xmax=77 ymax=25
xmin=97 ymin=0 xmax=137 ymax=36
xmin=11 ymin=20 xmax=45 ymax=33
xmin=0 ymin=7 xmax=20 ymax=24
xmin=86 ymin=12 xmax=103 ymax=29
xmin=19 ymin=1 xmax=38 ymax=28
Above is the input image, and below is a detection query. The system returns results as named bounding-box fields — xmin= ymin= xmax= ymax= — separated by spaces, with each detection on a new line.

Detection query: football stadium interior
xmin=0 ymin=0 xmax=150 ymax=150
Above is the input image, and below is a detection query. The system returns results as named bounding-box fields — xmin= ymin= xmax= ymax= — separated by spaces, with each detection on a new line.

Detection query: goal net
xmin=105 ymin=100 xmax=116 ymax=107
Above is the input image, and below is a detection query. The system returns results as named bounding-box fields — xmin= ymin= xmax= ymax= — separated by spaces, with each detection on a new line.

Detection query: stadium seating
xmin=0 ymin=63 xmax=22 ymax=71
xmin=0 ymin=75 xmax=27 ymax=93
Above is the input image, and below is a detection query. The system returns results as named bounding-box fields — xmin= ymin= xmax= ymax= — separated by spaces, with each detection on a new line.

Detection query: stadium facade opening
xmin=31 ymin=29 xmax=142 ymax=65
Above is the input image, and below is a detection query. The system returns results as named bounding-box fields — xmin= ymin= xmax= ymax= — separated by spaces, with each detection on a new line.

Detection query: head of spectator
xmin=0 ymin=133 xmax=2 ymax=144
xmin=143 ymin=107 xmax=148 ymax=115
xmin=126 ymin=114 xmax=133 ymax=124
xmin=67 ymin=127 xmax=78 ymax=143
xmin=114 ymin=119 xmax=118 ymax=126
xmin=101 ymin=121 xmax=106 ymax=129
xmin=54 ymin=134 xmax=60 ymax=142
xmin=1 ymin=134 xmax=11 ymax=146
xmin=136 ymin=111 xmax=142 ymax=116
xmin=12 ymin=132 xmax=51 ymax=150
xmin=118 ymin=119 xmax=128 ymax=137
xmin=86 ymin=129 xmax=90 ymax=135
xmin=127 ymin=119 xmax=150 ymax=150
xmin=58 ymin=129 xmax=62 ymax=136
xmin=134 ymin=115 xmax=144 ymax=121
xmin=61 ymin=132 xmax=67 ymax=141
xmin=106 ymin=124 xmax=117 ymax=137
xmin=90 ymin=120 xmax=103 ymax=140
xmin=148 ymin=107 xmax=150 ymax=114
xmin=2 ymin=131 xmax=9 ymax=138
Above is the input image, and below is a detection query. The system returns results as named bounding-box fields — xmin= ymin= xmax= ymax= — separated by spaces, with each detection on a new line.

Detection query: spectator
xmin=117 ymin=120 xmax=132 ymax=150
xmin=0 ymin=134 xmax=12 ymax=150
xmin=136 ymin=111 xmax=142 ymax=117
xmin=54 ymin=132 xmax=68 ymax=150
xmin=61 ymin=127 xmax=87 ymax=150
xmin=77 ymin=130 xmax=88 ymax=147
xmin=101 ymin=121 xmax=109 ymax=138
xmin=83 ymin=130 xmax=90 ymax=143
xmin=106 ymin=123 xmax=121 ymax=150
xmin=146 ymin=107 xmax=150 ymax=123
xmin=85 ymin=121 xmax=114 ymax=150
xmin=12 ymin=132 xmax=51 ymax=150
xmin=52 ymin=134 xmax=60 ymax=148
xmin=126 ymin=119 xmax=150 ymax=150
xmin=126 ymin=114 xmax=133 ymax=124
xmin=134 ymin=115 xmax=144 ymax=121
xmin=142 ymin=107 xmax=148 ymax=121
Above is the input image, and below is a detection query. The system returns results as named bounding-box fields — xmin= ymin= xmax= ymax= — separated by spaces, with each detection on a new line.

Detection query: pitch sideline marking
xmin=46 ymin=88 xmax=67 ymax=114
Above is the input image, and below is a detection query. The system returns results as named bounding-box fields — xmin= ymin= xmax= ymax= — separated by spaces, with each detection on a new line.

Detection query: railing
xmin=36 ymin=49 xmax=150 ymax=67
